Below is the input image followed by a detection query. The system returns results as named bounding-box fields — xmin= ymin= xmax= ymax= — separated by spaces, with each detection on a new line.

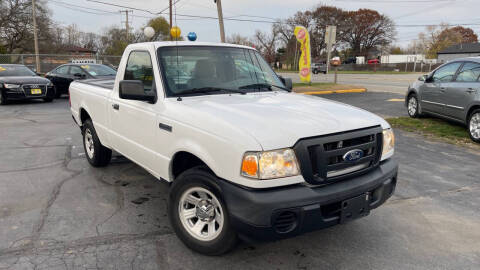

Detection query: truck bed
xmin=80 ymin=78 xmax=115 ymax=90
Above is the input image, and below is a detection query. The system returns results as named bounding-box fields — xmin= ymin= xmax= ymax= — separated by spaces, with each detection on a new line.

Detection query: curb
xmin=297 ymin=88 xmax=367 ymax=95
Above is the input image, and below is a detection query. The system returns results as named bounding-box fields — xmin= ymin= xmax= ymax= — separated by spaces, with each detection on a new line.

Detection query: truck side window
xmin=124 ymin=51 xmax=154 ymax=93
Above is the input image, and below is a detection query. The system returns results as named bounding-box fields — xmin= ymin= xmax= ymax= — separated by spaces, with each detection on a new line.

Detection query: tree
xmin=227 ymin=33 xmax=254 ymax=47
xmin=254 ymin=28 xmax=278 ymax=64
xmin=439 ymin=26 xmax=478 ymax=44
xmin=341 ymin=9 xmax=396 ymax=57
xmin=0 ymin=0 xmax=54 ymax=53
xmin=101 ymin=27 xmax=128 ymax=55
xmin=390 ymin=46 xmax=404 ymax=54
xmin=416 ymin=24 xmax=478 ymax=58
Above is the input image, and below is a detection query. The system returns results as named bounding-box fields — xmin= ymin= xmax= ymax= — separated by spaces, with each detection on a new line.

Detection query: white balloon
xmin=144 ymin=27 xmax=155 ymax=38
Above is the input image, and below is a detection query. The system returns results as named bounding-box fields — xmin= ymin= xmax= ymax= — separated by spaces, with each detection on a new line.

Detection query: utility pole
xmin=120 ymin=10 xmax=131 ymax=42
xmin=169 ymin=0 xmax=172 ymax=40
xmin=215 ymin=0 xmax=225 ymax=42
xmin=32 ymin=0 xmax=40 ymax=73
xmin=325 ymin=25 xmax=336 ymax=74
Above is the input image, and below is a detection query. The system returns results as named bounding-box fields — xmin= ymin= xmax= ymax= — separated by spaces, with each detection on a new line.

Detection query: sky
xmin=47 ymin=0 xmax=480 ymax=47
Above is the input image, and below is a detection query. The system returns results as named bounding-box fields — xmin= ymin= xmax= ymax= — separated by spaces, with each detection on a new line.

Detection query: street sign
xmin=325 ymin=25 xmax=336 ymax=44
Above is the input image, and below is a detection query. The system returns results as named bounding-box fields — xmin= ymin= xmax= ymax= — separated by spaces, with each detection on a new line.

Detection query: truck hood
xmin=179 ymin=92 xmax=389 ymax=150
xmin=0 ymin=76 xmax=50 ymax=85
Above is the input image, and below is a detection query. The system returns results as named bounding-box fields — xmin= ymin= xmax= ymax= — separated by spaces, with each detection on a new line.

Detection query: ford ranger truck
xmin=69 ymin=42 xmax=398 ymax=255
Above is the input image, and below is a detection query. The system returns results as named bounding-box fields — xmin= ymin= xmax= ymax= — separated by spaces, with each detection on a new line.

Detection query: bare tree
xmin=254 ymin=28 xmax=278 ymax=64
xmin=227 ymin=33 xmax=255 ymax=47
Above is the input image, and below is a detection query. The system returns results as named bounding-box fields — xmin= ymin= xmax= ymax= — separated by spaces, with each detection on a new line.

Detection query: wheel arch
xmin=169 ymin=151 xmax=217 ymax=181
xmin=79 ymin=107 xmax=92 ymax=126
xmin=466 ymin=103 xmax=480 ymax=122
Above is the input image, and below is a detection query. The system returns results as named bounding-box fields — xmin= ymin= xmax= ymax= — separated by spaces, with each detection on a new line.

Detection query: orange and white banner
xmin=294 ymin=26 xmax=311 ymax=83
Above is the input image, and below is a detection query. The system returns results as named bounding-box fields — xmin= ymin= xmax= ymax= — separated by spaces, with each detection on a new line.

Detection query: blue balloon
xmin=187 ymin=32 xmax=197 ymax=41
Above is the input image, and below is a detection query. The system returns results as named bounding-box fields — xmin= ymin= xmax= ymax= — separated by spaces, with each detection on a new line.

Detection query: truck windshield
xmin=157 ymin=46 xmax=286 ymax=97
xmin=0 ymin=65 xmax=36 ymax=77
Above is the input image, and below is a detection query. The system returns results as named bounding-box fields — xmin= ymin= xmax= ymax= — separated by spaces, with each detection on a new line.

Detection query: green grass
xmin=386 ymin=117 xmax=471 ymax=145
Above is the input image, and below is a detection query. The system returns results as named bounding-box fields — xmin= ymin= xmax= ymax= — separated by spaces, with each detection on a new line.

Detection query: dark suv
xmin=405 ymin=57 xmax=480 ymax=142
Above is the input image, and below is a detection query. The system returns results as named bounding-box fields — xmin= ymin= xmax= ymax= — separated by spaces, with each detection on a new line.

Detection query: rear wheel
xmin=468 ymin=109 xmax=480 ymax=143
xmin=169 ymin=168 xmax=237 ymax=255
xmin=82 ymin=119 xmax=112 ymax=167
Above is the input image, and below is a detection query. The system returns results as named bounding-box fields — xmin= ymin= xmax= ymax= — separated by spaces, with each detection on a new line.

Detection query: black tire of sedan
xmin=168 ymin=167 xmax=237 ymax=255
xmin=407 ymin=94 xmax=421 ymax=118
xmin=468 ymin=109 xmax=480 ymax=143
xmin=0 ymin=91 xmax=7 ymax=105
xmin=82 ymin=119 xmax=112 ymax=167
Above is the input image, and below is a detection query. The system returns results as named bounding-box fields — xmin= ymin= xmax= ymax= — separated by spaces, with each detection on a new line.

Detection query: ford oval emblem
xmin=343 ymin=149 xmax=364 ymax=162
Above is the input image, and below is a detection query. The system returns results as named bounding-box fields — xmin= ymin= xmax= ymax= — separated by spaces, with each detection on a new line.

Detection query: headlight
xmin=381 ymin=128 xmax=395 ymax=161
xmin=241 ymin=148 xmax=300 ymax=179
xmin=3 ymin=83 xmax=20 ymax=89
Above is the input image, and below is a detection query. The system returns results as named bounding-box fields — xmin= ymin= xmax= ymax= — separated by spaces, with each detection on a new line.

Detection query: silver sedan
xmin=405 ymin=57 xmax=480 ymax=143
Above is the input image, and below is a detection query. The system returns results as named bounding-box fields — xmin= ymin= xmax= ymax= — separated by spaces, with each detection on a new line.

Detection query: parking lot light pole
xmin=32 ymin=0 xmax=40 ymax=73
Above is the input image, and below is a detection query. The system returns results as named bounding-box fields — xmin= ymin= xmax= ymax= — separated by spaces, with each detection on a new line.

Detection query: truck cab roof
xmin=128 ymin=41 xmax=255 ymax=51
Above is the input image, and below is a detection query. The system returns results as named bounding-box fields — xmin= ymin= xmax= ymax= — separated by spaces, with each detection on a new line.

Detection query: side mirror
xmin=279 ymin=76 xmax=293 ymax=91
xmin=119 ymin=80 xmax=155 ymax=102
xmin=418 ymin=75 xmax=427 ymax=81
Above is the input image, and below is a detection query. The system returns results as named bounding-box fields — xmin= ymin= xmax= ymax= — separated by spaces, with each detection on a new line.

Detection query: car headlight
xmin=381 ymin=128 xmax=395 ymax=161
xmin=241 ymin=148 xmax=300 ymax=179
xmin=3 ymin=83 xmax=21 ymax=89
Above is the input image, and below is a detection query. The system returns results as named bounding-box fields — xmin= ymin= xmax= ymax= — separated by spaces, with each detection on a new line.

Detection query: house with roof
xmin=62 ymin=46 xmax=97 ymax=57
xmin=437 ymin=43 xmax=480 ymax=62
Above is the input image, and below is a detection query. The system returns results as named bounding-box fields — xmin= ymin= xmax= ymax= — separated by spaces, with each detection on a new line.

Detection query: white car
xmin=70 ymin=41 xmax=398 ymax=255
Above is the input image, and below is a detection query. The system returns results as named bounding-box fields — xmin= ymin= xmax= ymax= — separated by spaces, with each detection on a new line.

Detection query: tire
xmin=168 ymin=167 xmax=237 ymax=255
xmin=313 ymin=70 xmax=318 ymax=74
xmin=82 ymin=119 xmax=112 ymax=167
xmin=0 ymin=90 xmax=8 ymax=105
xmin=43 ymin=97 xmax=53 ymax=102
xmin=407 ymin=93 xmax=421 ymax=118
xmin=54 ymin=90 xmax=62 ymax=99
xmin=467 ymin=109 xmax=480 ymax=143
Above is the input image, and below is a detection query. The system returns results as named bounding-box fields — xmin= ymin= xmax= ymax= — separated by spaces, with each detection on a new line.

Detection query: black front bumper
xmin=3 ymin=86 xmax=55 ymax=100
xmin=218 ymin=158 xmax=398 ymax=242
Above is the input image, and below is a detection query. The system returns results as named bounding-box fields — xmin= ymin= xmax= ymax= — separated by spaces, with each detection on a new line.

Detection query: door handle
xmin=112 ymin=104 xmax=119 ymax=110
xmin=466 ymin=88 xmax=477 ymax=93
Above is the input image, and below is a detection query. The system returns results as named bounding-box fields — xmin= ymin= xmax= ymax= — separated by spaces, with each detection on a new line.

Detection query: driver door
xmin=108 ymin=50 xmax=160 ymax=175
xmin=421 ymin=62 xmax=462 ymax=114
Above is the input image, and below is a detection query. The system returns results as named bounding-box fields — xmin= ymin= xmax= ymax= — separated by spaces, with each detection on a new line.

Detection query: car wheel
xmin=407 ymin=94 xmax=421 ymax=118
xmin=82 ymin=119 xmax=112 ymax=167
xmin=55 ymin=90 xmax=62 ymax=99
xmin=0 ymin=90 xmax=7 ymax=105
xmin=468 ymin=109 xmax=480 ymax=143
xmin=169 ymin=167 xmax=237 ymax=255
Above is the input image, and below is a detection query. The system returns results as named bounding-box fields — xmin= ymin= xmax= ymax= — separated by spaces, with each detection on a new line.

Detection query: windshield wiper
xmin=173 ymin=87 xmax=246 ymax=97
xmin=239 ymin=83 xmax=290 ymax=92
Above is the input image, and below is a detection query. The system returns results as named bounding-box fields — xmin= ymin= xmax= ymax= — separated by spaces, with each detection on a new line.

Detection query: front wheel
xmin=169 ymin=168 xmax=237 ymax=255
xmin=82 ymin=119 xmax=112 ymax=167
xmin=468 ymin=109 xmax=480 ymax=143
xmin=407 ymin=94 xmax=421 ymax=118
xmin=0 ymin=91 xmax=7 ymax=105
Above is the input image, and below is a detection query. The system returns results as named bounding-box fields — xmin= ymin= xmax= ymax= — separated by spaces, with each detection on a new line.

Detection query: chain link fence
xmin=0 ymin=54 xmax=122 ymax=74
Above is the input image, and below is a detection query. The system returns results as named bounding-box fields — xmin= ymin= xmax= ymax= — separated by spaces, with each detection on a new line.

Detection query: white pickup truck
xmin=70 ymin=41 xmax=398 ymax=255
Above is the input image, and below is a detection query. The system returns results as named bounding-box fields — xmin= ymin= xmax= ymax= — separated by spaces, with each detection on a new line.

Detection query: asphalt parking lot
xmin=1 ymin=90 xmax=479 ymax=269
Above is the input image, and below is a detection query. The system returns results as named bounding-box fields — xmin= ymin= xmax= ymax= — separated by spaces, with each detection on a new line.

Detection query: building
xmin=62 ymin=46 xmax=97 ymax=57
xmin=437 ymin=43 xmax=480 ymax=62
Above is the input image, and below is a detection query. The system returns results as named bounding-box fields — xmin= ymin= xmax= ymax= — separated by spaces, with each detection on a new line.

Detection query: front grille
xmin=293 ymin=126 xmax=383 ymax=185
xmin=22 ymin=84 xmax=47 ymax=97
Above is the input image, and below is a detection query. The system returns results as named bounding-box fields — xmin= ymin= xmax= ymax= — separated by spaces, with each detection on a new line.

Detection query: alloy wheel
xmin=178 ymin=187 xmax=224 ymax=241
xmin=84 ymin=129 xmax=95 ymax=159
xmin=469 ymin=113 xmax=480 ymax=139
xmin=408 ymin=96 xmax=417 ymax=116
